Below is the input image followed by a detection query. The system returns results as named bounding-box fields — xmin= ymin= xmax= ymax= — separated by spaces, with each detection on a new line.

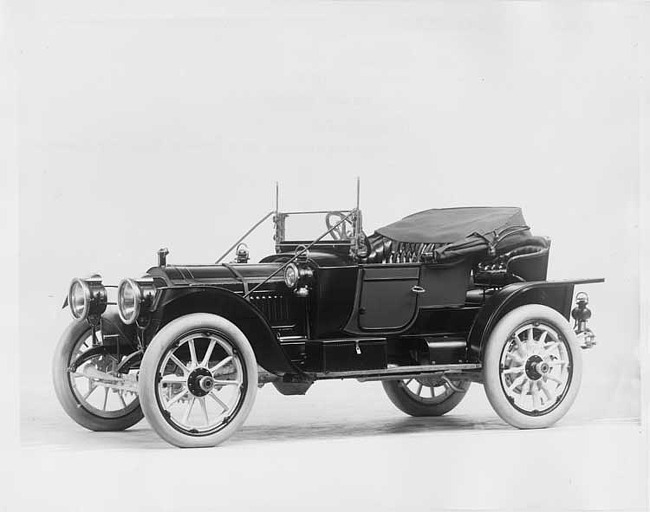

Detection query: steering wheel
xmin=325 ymin=212 xmax=354 ymax=240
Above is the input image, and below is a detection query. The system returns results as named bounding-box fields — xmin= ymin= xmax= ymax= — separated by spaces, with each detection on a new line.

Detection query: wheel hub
xmin=524 ymin=355 xmax=549 ymax=381
xmin=187 ymin=367 xmax=213 ymax=397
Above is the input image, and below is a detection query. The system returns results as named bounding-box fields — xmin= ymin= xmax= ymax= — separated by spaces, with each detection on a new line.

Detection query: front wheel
xmin=483 ymin=304 xmax=582 ymax=429
xmin=138 ymin=313 xmax=258 ymax=448
xmin=52 ymin=321 xmax=143 ymax=431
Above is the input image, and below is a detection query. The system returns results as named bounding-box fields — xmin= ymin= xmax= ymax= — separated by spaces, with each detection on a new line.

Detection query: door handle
xmin=411 ymin=285 xmax=426 ymax=294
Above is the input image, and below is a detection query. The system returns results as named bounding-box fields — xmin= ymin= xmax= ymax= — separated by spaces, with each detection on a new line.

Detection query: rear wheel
xmin=52 ymin=321 xmax=143 ymax=431
xmin=138 ymin=313 xmax=258 ymax=448
xmin=382 ymin=376 xmax=470 ymax=416
xmin=483 ymin=304 xmax=582 ymax=429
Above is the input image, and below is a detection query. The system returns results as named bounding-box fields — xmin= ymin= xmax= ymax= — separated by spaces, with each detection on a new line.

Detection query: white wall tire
xmin=483 ymin=304 xmax=582 ymax=429
xmin=52 ymin=321 xmax=143 ymax=431
xmin=139 ymin=313 xmax=258 ymax=448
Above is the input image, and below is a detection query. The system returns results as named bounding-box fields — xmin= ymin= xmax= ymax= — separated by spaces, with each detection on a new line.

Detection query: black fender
xmin=154 ymin=286 xmax=299 ymax=376
xmin=62 ymin=299 xmax=138 ymax=351
xmin=468 ymin=279 xmax=603 ymax=361
xmin=101 ymin=308 xmax=138 ymax=350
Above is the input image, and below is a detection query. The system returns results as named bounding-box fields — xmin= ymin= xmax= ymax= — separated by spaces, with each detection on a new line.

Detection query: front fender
xmin=154 ymin=286 xmax=300 ymax=376
xmin=468 ymin=278 xmax=604 ymax=361
xmin=101 ymin=307 xmax=138 ymax=348
xmin=62 ymin=296 xmax=138 ymax=351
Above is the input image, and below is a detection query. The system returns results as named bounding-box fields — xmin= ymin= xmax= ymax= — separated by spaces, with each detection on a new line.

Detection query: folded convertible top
xmin=375 ymin=207 xmax=535 ymax=261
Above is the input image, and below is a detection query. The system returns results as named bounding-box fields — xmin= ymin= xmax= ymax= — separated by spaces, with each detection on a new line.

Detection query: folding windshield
xmin=215 ymin=179 xmax=362 ymax=264
xmin=278 ymin=210 xmax=355 ymax=243
xmin=215 ymin=208 xmax=359 ymax=264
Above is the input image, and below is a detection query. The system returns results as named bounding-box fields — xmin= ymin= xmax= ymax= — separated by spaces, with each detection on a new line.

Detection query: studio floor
xmin=13 ymin=380 xmax=647 ymax=512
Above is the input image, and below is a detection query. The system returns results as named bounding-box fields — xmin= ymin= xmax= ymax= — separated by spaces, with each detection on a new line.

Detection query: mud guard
xmin=468 ymin=278 xmax=604 ymax=361
xmin=156 ymin=286 xmax=300 ymax=376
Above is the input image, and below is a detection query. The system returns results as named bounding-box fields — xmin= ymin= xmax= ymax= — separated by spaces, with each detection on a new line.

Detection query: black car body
xmin=54 ymin=186 xmax=603 ymax=447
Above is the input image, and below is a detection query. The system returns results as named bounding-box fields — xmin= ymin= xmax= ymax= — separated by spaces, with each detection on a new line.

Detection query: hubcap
xmin=524 ymin=355 xmax=546 ymax=380
xmin=198 ymin=376 xmax=215 ymax=393
xmin=499 ymin=322 xmax=572 ymax=416
xmin=186 ymin=368 xmax=214 ymax=397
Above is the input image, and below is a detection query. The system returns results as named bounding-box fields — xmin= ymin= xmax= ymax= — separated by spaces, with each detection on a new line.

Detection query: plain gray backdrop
xmin=4 ymin=0 xmax=647 ymax=510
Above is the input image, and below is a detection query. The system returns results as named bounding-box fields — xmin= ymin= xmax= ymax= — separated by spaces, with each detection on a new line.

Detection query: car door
xmin=356 ymin=263 xmax=421 ymax=330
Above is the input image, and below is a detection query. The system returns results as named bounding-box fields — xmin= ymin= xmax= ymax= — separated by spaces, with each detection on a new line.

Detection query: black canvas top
xmin=376 ymin=207 xmax=527 ymax=243
xmin=375 ymin=207 xmax=534 ymax=261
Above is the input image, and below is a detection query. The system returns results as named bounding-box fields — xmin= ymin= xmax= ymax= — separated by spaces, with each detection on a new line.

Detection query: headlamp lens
xmin=284 ymin=264 xmax=299 ymax=289
xmin=117 ymin=279 xmax=140 ymax=324
xmin=69 ymin=279 xmax=89 ymax=320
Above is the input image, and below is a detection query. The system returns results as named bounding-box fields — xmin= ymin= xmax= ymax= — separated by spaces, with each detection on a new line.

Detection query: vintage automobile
xmin=53 ymin=184 xmax=603 ymax=448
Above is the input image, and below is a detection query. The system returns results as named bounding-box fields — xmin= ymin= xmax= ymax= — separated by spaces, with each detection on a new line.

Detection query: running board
xmin=308 ymin=363 xmax=482 ymax=382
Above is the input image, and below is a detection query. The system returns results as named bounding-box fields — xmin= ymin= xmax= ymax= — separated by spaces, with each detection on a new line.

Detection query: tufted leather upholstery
xmin=362 ymin=233 xmax=550 ymax=277
xmin=362 ymin=233 xmax=440 ymax=264
xmin=473 ymin=236 xmax=550 ymax=286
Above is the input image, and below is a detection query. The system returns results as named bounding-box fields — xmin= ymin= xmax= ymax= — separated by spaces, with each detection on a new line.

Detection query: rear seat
xmin=471 ymin=236 xmax=551 ymax=289
xmin=362 ymin=233 xmax=550 ymax=305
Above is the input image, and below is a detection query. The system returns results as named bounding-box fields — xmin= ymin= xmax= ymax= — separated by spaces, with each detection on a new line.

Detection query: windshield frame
xmin=215 ymin=208 xmax=364 ymax=264
xmin=274 ymin=209 xmax=356 ymax=245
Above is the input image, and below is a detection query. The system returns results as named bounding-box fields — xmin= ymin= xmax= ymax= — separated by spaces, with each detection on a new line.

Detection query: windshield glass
xmin=282 ymin=211 xmax=354 ymax=242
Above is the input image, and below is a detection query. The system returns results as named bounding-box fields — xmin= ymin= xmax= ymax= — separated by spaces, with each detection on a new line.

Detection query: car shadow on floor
xmin=21 ymin=413 xmax=511 ymax=451
xmin=232 ymin=414 xmax=509 ymax=445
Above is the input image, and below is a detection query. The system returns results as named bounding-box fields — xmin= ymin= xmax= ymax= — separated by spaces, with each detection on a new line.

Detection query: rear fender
xmin=155 ymin=287 xmax=298 ymax=375
xmin=468 ymin=279 xmax=602 ymax=361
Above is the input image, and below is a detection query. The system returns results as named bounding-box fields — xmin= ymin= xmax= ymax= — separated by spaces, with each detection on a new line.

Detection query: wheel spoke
xmin=213 ymin=379 xmax=240 ymax=387
xmin=170 ymin=354 xmax=190 ymax=375
xmin=545 ymin=374 xmax=564 ymax=385
xmin=540 ymin=381 xmax=554 ymax=402
xmin=161 ymin=375 xmax=187 ymax=385
xmin=416 ymin=383 xmax=423 ymax=396
xmin=200 ymin=338 xmax=217 ymax=368
xmin=538 ymin=330 xmax=548 ymax=345
xmin=519 ymin=379 xmax=529 ymax=398
xmin=429 ymin=386 xmax=435 ymax=398
xmin=183 ymin=397 xmax=196 ymax=424
xmin=547 ymin=360 xmax=569 ymax=367
xmin=404 ymin=378 xmax=414 ymax=386
xmin=513 ymin=335 xmax=526 ymax=357
xmin=102 ymin=387 xmax=109 ymax=411
xmin=188 ymin=339 xmax=198 ymax=368
xmin=208 ymin=391 xmax=229 ymax=413
xmin=166 ymin=388 xmax=189 ymax=407
xmin=532 ymin=383 xmax=541 ymax=410
xmin=117 ymin=390 xmax=127 ymax=408
xmin=199 ymin=397 xmax=209 ymax=425
xmin=505 ymin=352 xmax=525 ymax=365
xmin=507 ymin=374 xmax=526 ymax=393
xmin=503 ymin=366 xmax=524 ymax=375
xmin=83 ymin=383 xmax=97 ymax=400
xmin=210 ymin=356 xmax=233 ymax=375
xmin=543 ymin=341 xmax=560 ymax=353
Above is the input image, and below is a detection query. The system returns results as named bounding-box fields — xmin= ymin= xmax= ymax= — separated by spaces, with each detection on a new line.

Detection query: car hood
xmin=147 ymin=263 xmax=286 ymax=288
